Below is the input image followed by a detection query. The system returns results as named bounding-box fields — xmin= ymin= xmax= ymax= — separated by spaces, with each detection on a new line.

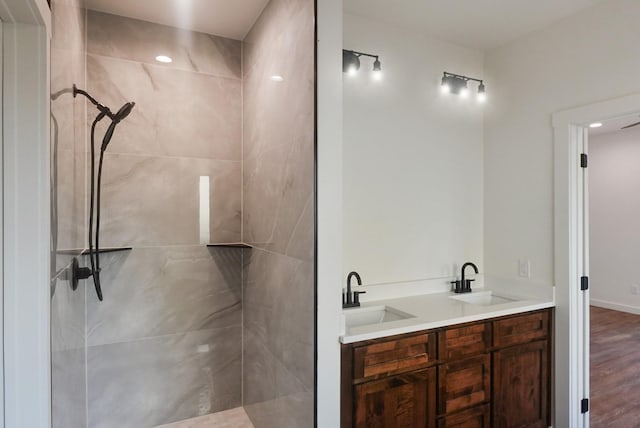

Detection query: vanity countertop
xmin=340 ymin=284 xmax=554 ymax=344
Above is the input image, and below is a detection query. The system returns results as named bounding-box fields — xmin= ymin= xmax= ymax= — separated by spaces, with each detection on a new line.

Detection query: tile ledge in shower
xmin=57 ymin=246 xmax=134 ymax=255
xmin=206 ymin=242 xmax=253 ymax=248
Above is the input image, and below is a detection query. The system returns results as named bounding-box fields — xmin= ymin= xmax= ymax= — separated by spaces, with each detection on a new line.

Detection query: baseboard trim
xmin=590 ymin=298 xmax=640 ymax=315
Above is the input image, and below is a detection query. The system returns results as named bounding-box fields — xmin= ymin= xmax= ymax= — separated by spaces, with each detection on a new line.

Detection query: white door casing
xmin=552 ymin=93 xmax=640 ymax=428
xmin=0 ymin=1 xmax=51 ymax=428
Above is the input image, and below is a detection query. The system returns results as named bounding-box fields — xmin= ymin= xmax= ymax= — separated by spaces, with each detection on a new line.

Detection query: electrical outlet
xmin=518 ymin=259 xmax=531 ymax=278
xmin=631 ymin=284 xmax=640 ymax=295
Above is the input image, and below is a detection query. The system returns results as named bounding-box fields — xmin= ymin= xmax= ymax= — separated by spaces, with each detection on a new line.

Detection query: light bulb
xmin=459 ymin=87 xmax=470 ymax=98
xmin=348 ymin=66 xmax=358 ymax=77
xmin=372 ymin=70 xmax=383 ymax=81
xmin=589 ymin=122 xmax=603 ymax=128
xmin=441 ymin=83 xmax=451 ymax=94
xmin=477 ymin=92 xmax=487 ymax=103
xmin=270 ymin=75 xmax=284 ymax=82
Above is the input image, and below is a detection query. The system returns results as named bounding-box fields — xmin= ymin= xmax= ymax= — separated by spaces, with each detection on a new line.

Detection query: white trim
xmin=552 ymin=92 xmax=640 ymax=428
xmin=0 ymin=18 xmax=4 ymax=428
xmin=1 ymin=1 xmax=51 ymax=428
xmin=590 ymin=299 xmax=640 ymax=315
xmin=316 ymin=0 xmax=343 ymax=426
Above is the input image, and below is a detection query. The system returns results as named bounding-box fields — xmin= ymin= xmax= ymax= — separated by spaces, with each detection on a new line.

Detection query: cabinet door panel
xmin=437 ymin=404 xmax=490 ymax=428
xmin=354 ymin=368 xmax=436 ymax=428
xmin=438 ymin=354 xmax=490 ymax=415
xmin=493 ymin=340 xmax=549 ymax=428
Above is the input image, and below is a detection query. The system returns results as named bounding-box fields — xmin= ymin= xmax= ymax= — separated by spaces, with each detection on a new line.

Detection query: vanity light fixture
xmin=589 ymin=122 xmax=603 ymax=128
xmin=343 ymin=49 xmax=382 ymax=79
xmin=155 ymin=55 xmax=173 ymax=63
xmin=441 ymin=72 xmax=486 ymax=103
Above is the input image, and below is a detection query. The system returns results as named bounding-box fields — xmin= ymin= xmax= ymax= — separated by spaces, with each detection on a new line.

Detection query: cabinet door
xmin=493 ymin=341 xmax=549 ymax=428
xmin=437 ymin=404 xmax=490 ymax=428
xmin=354 ymin=368 xmax=436 ymax=428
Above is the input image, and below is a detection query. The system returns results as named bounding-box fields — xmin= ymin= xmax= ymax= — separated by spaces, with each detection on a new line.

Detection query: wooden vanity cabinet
xmin=341 ymin=308 xmax=552 ymax=428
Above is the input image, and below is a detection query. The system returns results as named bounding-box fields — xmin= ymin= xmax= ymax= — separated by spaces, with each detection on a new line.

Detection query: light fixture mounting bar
xmin=443 ymin=71 xmax=483 ymax=84
xmin=343 ymin=49 xmax=379 ymax=61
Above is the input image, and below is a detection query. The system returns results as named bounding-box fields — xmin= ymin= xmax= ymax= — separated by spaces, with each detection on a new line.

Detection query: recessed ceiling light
xmin=155 ymin=55 xmax=173 ymax=63
xmin=589 ymin=122 xmax=603 ymax=128
xmin=270 ymin=75 xmax=284 ymax=82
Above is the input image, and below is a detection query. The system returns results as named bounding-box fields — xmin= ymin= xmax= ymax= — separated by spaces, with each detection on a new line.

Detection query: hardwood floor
xmin=590 ymin=306 xmax=640 ymax=427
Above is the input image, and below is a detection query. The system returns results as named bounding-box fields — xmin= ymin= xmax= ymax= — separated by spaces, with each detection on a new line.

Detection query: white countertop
xmin=340 ymin=280 xmax=555 ymax=344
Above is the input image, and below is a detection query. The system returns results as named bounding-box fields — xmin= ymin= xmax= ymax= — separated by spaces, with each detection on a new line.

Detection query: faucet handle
xmin=464 ymin=279 xmax=475 ymax=292
xmin=450 ymin=280 xmax=462 ymax=293
xmin=354 ymin=291 xmax=367 ymax=305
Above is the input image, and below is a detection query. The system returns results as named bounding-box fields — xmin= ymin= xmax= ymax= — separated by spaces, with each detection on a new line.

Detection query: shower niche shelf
xmin=206 ymin=243 xmax=253 ymax=249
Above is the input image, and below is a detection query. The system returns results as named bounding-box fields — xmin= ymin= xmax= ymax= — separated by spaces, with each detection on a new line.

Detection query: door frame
xmin=0 ymin=1 xmax=51 ymax=427
xmin=552 ymin=92 xmax=640 ymax=428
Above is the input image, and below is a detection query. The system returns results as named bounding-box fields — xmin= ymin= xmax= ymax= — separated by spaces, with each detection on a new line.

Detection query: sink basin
xmin=450 ymin=291 xmax=516 ymax=306
xmin=344 ymin=305 xmax=415 ymax=329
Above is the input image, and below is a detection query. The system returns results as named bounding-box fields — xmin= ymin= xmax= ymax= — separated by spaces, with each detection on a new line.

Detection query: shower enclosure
xmin=49 ymin=1 xmax=315 ymax=427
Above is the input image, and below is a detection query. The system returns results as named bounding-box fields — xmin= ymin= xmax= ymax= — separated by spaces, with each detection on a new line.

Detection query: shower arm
xmin=72 ymin=84 xmax=115 ymax=120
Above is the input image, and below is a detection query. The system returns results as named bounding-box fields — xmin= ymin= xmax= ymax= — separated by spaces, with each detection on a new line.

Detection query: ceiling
xmin=344 ymin=0 xmax=603 ymax=50
xmin=590 ymin=115 xmax=640 ymax=136
xmin=82 ymin=0 xmax=269 ymax=40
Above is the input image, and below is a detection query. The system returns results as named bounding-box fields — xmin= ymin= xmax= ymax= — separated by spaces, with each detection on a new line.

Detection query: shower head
xmin=115 ymin=102 xmax=135 ymax=122
xmin=101 ymin=102 xmax=135 ymax=152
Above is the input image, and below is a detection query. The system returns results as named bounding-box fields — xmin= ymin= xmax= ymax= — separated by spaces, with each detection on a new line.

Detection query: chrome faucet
xmin=451 ymin=262 xmax=479 ymax=294
xmin=343 ymin=271 xmax=366 ymax=308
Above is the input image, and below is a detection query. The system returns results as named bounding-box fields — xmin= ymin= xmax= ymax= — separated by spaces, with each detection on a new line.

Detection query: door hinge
xmin=580 ymin=276 xmax=589 ymax=291
xmin=581 ymin=398 xmax=589 ymax=413
xmin=580 ymin=153 xmax=588 ymax=168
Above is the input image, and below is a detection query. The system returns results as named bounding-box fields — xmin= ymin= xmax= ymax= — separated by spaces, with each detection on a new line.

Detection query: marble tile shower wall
xmin=242 ymin=0 xmax=315 ymax=427
xmin=50 ymin=1 xmax=88 ymax=427
xmin=85 ymin=12 xmax=243 ymax=428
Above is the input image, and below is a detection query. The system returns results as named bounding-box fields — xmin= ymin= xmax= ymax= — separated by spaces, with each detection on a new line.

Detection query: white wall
xmin=343 ymin=13 xmax=484 ymax=285
xmin=484 ymin=0 xmax=640 ymax=286
xmin=589 ymin=127 xmax=640 ymax=313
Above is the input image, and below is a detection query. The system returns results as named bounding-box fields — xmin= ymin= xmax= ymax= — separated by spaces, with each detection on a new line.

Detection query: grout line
xmin=85 ymin=52 xmax=242 ymax=82
xmin=101 ymin=151 xmax=242 ymax=163
xmin=85 ymin=323 xmax=241 ymax=349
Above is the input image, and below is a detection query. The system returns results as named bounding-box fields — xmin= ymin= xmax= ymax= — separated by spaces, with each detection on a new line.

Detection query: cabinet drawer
xmin=354 ymin=368 xmax=437 ymax=428
xmin=438 ymin=354 xmax=491 ymax=415
xmin=353 ymin=333 xmax=436 ymax=380
xmin=438 ymin=322 xmax=491 ymax=360
xmin=493 ymin=310 xmax=549 ymax=348
xmin=437 ymin=404 xmax=490 ymax=428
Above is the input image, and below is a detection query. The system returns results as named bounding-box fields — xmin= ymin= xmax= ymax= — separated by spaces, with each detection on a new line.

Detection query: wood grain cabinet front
xmin=436 ymin=404 xmax=491 ymax=428
xmin=341 ymin=308 xmax=552 ymax=428
xmin=492 ymin=340 xmax=549 ymax=428
xmin=353 ymin=368 xmax=437 ymax=428
xmin=438 ymin=354 xmax=491 ymax=415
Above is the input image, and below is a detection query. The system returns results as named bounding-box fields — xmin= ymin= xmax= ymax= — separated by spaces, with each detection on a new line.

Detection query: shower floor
xmin=154 ymin=407 xmax=254 ymax=428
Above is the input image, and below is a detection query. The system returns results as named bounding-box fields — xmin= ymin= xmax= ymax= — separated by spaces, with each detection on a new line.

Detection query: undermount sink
xmin=449 ymin=290 xmax=516 ymax=306
xmin=344 ymin=305 xmax=415 ymax=329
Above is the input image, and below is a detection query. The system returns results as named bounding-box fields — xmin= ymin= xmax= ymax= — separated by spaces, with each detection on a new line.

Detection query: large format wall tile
xmin=98 ymin=153 xmax=241 ymax=246
xmin=241 ymin=0 xmax=315 ymax=426
xmin=87 ymin=327 xmax=241 ymax=428
xmin=50 ymin=0 xmax=88 ymax=427
xmin=87 ymin=246 xmax=241 ymax=346
xmin=242 ymin=248 xmax=314 ymax=427
xmin=242 ymin=0 xmax=315 ymax=260
xmin=87 ymin=11 xmax=241 ymax=80
xmin=87 ymin=55 xmax=241 ymax=160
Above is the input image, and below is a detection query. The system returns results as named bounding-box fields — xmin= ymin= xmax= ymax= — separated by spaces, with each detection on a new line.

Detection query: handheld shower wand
xmin=72 ymin=85 xmax=135 ymax=301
